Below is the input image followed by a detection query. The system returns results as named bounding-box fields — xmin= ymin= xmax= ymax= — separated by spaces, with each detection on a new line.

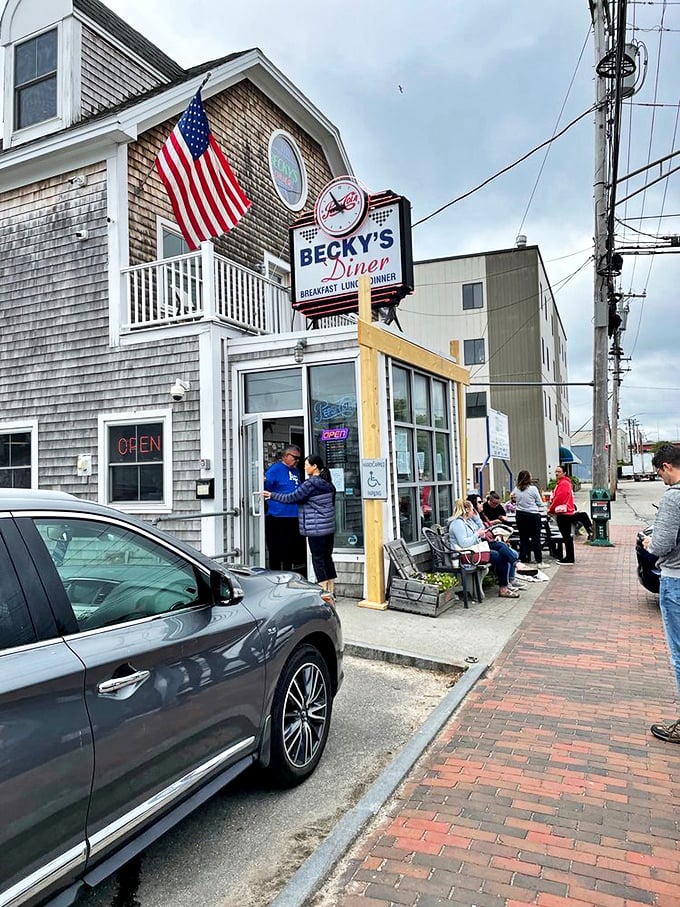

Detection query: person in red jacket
xmin=547 ymin=466 xmax=593 ymax=564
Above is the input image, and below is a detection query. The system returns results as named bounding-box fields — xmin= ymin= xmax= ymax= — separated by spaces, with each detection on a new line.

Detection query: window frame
xmin=463 ymin=338 xmax=485 ymax=366
xmin=13 ymin=26 xmax=58 ymax=131
xmin=462 ymin=282 xmax=484 ymax=311
xmin=0 ymin=420 xmax=38 ymax=489
xmin=391 ymin=364 xmax=454 ymax=541
xmin=98 ymin=410 xmax=173 ymax=513
xmin=466 ymin=391 xmax=487 ymax=419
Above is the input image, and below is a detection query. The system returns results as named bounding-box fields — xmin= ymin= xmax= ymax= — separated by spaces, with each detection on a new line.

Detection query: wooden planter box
xmin=389 ymin=577 xmax=457 ymax=617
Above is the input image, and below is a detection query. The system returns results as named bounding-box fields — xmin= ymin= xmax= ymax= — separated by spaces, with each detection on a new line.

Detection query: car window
xmin=33 ymin=518 xmax=209 ymax=632
xmin=0 ymin=533 xmax=36 ymax=651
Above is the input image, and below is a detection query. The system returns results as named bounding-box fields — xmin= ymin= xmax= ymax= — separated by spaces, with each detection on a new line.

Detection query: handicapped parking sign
xmin=361 ymin=458 xmax=388 ymax=500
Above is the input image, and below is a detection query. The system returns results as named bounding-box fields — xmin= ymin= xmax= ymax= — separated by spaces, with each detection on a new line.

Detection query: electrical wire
xmin=411 ymin=104 xmax=597 ymax=229
xmin=516 ymin=25 xmax=593 ymax=237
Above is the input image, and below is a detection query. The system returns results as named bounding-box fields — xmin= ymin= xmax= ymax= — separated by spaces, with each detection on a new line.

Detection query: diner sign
xmin=290 ymin=190 xmax=414 ymax=318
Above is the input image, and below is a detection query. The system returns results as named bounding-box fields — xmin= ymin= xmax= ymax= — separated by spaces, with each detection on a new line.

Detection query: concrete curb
xmin=344 ymin=640 xmax=466 ymax=673
xmin=269 ymin=660 xmax=488 ymax=907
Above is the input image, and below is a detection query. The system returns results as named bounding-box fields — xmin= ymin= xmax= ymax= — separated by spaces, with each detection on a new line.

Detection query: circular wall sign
xmin=314 ymin=176 xmax=369 ymax=237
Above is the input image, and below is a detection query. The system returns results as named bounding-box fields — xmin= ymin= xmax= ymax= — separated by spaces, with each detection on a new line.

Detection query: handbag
xmin=458 ymin=540 xmax=491 ymax=566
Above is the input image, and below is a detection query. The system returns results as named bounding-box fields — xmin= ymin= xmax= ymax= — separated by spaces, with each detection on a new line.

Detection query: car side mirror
xmin=210 ymin=569 xmax=244 ymax=606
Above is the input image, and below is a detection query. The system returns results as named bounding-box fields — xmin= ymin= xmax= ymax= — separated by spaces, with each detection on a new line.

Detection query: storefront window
xmin=392 ymin=365 xmax=455 ymax=537
xmin=245 ymin=369 xmax=302 ymax=413
xmin=309 ymin=363 xmax=362 ymax=549
xmin=392 ymin=367 xmax=411 ymax=422
xmin=108 ymin=422 xmax=164 ymax=502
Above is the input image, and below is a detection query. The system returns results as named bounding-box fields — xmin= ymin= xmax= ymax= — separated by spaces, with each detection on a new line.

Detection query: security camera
xmin=75 ymin=228 xmax=89 ymax=240
xmin=170 ymin=379 xmax=190 ymax=402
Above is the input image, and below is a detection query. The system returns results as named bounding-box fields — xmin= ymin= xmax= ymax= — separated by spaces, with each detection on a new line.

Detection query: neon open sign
xmin=320 ymin=428 xmax=349 ymax=441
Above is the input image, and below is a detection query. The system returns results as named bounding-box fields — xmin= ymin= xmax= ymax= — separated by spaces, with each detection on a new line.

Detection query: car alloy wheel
xmin=269 ymin=644 xmax=332 ymax=786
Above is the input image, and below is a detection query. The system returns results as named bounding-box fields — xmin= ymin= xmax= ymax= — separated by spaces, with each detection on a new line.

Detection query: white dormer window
xmin=14 ymin=27 xmax=58 ymax=129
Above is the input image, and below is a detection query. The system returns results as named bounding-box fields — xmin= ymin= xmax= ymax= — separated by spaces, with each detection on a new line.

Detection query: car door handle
xmin=98 ymin=670 xmax=151 ymax=698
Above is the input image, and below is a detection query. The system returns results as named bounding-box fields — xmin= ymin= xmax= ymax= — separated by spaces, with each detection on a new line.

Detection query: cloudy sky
xmin=5 ymin=0 xmax=680 ymax=445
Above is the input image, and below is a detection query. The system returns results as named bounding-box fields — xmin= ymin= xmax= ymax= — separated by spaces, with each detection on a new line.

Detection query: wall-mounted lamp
xmin=170 ymin=378 xmax=190 ymax=402
xmin=293 ymin=339 xmax=307 ymax=364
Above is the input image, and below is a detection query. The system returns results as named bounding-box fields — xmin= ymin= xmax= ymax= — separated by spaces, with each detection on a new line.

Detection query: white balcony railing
xmin=122 ymin=245 xmax=354 ymax=335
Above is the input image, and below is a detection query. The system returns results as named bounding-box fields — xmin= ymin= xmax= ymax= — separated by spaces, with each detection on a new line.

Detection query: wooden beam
xmin=359 ymin=320 xmax=470 ymax=385
xmin=357 ymin=276 xmax=387 ymax=610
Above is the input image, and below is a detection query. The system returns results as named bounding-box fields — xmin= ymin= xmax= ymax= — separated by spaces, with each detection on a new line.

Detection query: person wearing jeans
xmin=643 ymin=444 xmax=680 ymax=743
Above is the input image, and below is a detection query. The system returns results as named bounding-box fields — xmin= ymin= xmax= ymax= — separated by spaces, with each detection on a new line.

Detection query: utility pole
xmin=591 ymin=0 xmax=611 ymax=490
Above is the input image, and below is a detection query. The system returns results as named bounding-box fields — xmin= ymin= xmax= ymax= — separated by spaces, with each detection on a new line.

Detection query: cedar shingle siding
xmin=81 ymin=25 xmax=166 ymax=119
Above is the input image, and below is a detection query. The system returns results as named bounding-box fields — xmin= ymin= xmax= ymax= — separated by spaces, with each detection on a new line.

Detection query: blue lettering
xmin=327 ymin=241 xmax=341 ymax=259
xmin=379 ymin=229 xmax=394 ymax=249
xmin=357 ymin=234 xmax=372 ymax=253
xmin=300 ymin=248 xmax=312 ymax=266
xmin=342 ymin=237 xmax=358 ymax=256
xmin=314 ymin=245 xmax=326 ymax=264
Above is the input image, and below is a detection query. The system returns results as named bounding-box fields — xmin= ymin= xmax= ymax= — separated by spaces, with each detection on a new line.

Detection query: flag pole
xmin=134 ymin=71 xmax=213 ymax=197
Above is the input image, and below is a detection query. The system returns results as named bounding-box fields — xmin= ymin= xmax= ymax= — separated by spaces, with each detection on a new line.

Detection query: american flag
xmin=155 ymin=91 xmax=251 ymax=250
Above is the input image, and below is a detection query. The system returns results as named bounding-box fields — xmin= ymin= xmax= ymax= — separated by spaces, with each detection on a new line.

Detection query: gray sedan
xmin=0 ymin=489 xmax=343 ymax=907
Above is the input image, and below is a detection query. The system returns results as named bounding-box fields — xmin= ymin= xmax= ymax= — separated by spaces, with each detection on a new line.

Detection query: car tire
xmin=268 ymin=644 xmax=332 ymax=787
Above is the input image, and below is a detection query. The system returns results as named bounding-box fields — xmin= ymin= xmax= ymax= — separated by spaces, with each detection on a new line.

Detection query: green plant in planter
xmin=423 ymin=572 xmax=459 ymax=590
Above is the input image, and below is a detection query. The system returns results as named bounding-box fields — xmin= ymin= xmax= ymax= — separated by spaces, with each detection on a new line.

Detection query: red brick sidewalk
xmin=324 ymin=526 xmax=680 ymax=907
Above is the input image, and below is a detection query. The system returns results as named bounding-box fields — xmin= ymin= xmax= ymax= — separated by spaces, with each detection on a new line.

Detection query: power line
xmin=516 ymin=26 xmax=593 ymax=237
xmin=412 ymin=104 xmax=597 ymax=228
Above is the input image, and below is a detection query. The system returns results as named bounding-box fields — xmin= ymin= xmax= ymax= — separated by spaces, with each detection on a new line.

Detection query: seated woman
xmin=449 ymin=498 xmax=520 ymax=598
xmin=467 ymin=494 xmax=522 ymax=588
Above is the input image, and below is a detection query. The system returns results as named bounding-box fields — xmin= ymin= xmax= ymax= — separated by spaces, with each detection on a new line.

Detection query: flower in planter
xmin=423 ymin=572 xmax=459 ymax=591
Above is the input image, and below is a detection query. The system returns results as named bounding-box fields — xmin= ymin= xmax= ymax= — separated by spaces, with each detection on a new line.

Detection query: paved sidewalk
xmin=317 ymin=525 xmax=680 ymax=907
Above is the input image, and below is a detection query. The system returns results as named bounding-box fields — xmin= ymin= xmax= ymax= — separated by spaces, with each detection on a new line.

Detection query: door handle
xmin=251 ymin=491 xmax=263 ymax=516
xmin=98 ymin=670 xmax=151 ymax=699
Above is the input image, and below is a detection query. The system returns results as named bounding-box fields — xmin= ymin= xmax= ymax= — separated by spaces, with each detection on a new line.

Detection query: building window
xmin=99 ymin=412 xmax=172 ymax=511
xmin=464 ymin=338 xmax=485 ymax=365
xmin=462 ymin=282 xmax=483 ymax=310
xmin=268 ymin=130 xmax=308 ymax=211
xmin=14 ymin=29 xmax=58 ymax=130
xmin=0 ymin=430 xmax=32 ymax=488
xmin=392 ymin=366 xmax=453 ymax=542
xmin=466 ymin=392 xmax=487 ymax=419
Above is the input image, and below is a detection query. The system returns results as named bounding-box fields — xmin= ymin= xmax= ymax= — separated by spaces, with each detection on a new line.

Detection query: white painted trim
xmin=0 ymin=418 xmax=39 ymax=489
xmin=97 ymin=409 xmax=173 ymax=512
xmin=107 ymin=145 xmax=127 ymax=347
xmin=197 ymin=327 xmax=225 ymax=558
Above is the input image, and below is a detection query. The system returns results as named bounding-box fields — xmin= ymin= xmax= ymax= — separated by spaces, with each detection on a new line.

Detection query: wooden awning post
xmin=357 ymin=275 xmax=388 ymax=609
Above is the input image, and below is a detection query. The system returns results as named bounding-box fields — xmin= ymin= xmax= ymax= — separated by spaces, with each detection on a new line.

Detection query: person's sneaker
xmin=650 ymin=719 xmax=680 ymax=743
xmin=557 ymin=560 xmax=575 ymax=565
xmin=509 ymin=580 xmax=527 ymax=590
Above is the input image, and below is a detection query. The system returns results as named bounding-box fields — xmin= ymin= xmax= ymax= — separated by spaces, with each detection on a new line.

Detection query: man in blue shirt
xmin=264 ymin=445 xmax=304 ymax=571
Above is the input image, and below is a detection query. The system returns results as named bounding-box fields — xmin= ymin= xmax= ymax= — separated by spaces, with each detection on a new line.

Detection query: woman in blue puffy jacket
xmin=263 ymin=454 xmax=337 ymax=597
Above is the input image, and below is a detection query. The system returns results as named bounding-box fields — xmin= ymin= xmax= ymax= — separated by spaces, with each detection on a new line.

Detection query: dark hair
xmin=487 ymin=491 xmax=500 ymax=501
xmin=652 ymin=444 xmax=680 ymax=469
xmin=466 ymin=493 xmax=481 ymax=508
xmin=516 ymin=470 xmax=531 ymax=491
xmin=306 ymin=453 xmax=332 ymax=483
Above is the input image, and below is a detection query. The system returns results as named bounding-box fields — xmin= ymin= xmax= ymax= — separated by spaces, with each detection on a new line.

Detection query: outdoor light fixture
xmin=293 ymin=339 xmax=307 ymax=364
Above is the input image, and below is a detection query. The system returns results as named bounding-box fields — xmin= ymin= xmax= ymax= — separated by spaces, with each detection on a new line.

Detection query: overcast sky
xmin=5 ymin=1 xmax=680 ymax=446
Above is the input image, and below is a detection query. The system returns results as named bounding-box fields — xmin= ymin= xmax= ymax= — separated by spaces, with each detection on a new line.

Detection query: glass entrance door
xmin=242 ymin=416 xmax=265 ymax=565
